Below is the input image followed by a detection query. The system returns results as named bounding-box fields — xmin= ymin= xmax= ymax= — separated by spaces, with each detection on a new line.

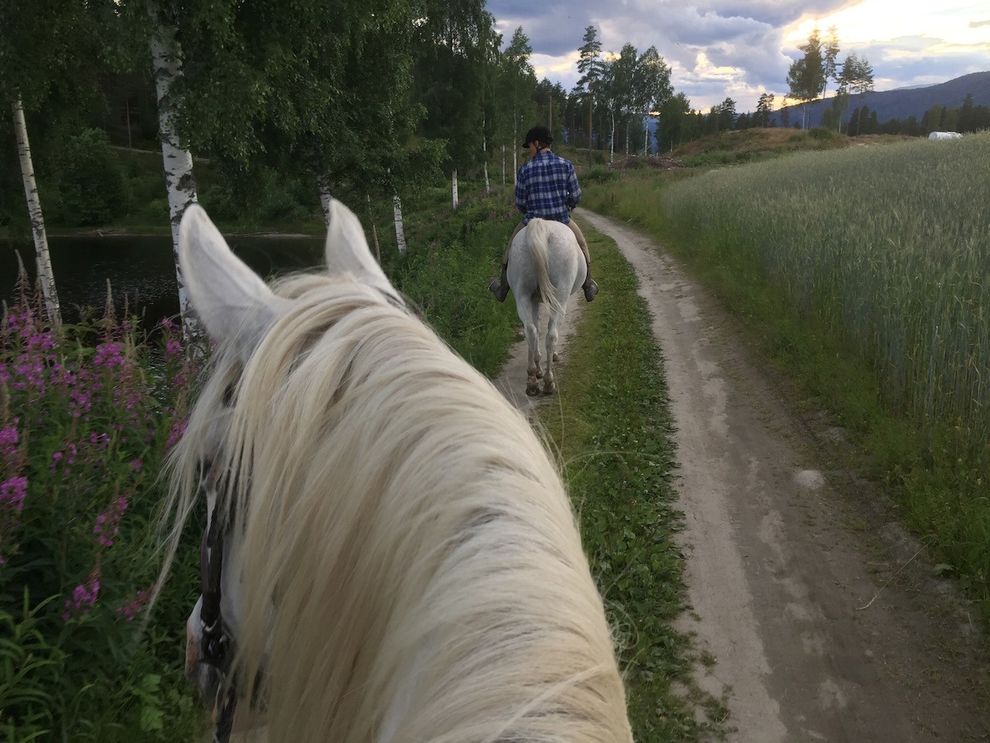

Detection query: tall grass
xmin=584 ymin=133 xmax=990 ymax=616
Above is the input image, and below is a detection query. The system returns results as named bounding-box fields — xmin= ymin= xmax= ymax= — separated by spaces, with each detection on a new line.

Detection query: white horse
xmin=155 ymin=202 xmax=632 ymax=742
xmin=506 ymin=218 xmax=586 ymax=396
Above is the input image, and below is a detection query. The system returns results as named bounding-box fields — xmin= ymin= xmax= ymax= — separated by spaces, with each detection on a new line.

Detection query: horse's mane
xmin=159 ymin=272 xmax=631 ymax=742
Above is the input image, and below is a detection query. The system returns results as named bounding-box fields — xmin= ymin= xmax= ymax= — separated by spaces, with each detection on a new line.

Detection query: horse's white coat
xmin=506 ymin=219 xmax=586 ymax=396
xmin=158 ymin=203 xmax=631 ymax=742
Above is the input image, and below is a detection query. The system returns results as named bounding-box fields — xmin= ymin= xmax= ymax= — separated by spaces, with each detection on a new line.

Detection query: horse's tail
xmin=526 ymin=218 xmax=563 ymax=315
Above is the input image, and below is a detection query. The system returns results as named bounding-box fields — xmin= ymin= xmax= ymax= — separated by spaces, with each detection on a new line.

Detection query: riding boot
xmin=488 ymin=263 xmax=510 ymax=302
xmin=582 ymin=262 xmax=599 ymax=302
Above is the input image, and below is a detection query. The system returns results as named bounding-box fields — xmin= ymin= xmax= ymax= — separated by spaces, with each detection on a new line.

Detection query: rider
xmin=488 ymin=125 xmax=599 ymax=303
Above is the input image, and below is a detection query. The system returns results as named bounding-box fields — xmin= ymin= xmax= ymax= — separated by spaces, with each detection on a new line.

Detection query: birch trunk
xmin=392 ymin=195 xmax=407 ymax=253
xmin=482 ymin=125 xmax=490 ymax=194
xmin=148 ymin=6 xmax=198 ymax=329
xmin=12 ymin=98 xmax=61 ymax=328
xmin=366 ymin=194 xmax=381 ymax=263
xmin=318 ymin=174 xmax=333 ymax=228
xmin=609 ymin=112 xmax=615 ymax=166
xmin=625 ymin=121 xmax=630 ymax=156
xmin=451 ymin=169 xmax=458 ymax=210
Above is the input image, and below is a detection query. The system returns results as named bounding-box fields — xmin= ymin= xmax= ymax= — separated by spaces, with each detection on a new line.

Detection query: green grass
xmin=581 ymin=132 xmax=990 ymax=621
xmin=538 ymin=229 xmax=728 ymax=740
xmin=372 ymin=183 xmax=520 ymax=377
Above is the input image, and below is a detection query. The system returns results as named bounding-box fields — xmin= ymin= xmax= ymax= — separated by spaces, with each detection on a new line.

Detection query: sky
xmin=487 ymin=0 xmax=990 ymax=112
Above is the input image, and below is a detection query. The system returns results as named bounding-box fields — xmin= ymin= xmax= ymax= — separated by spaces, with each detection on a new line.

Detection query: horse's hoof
xmin=552 ymin=353 xmax=560 ymax=363
xmin=526 ymin=384 xmax=541 ymax=397
xmin=543 ymin=381 xmax=557 ymax=395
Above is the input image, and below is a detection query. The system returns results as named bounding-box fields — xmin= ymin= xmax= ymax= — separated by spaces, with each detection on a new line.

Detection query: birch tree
xmin=147 ymin=2 xmax=197 ymax=326
xmin=10 ymin=98 xmax=61 ymax=327
xmin=0 ymin=1 xmax=89 ymax=327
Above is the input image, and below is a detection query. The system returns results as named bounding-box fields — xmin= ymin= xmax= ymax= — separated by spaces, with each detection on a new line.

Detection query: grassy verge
xmin=581 ymin=134 xmax=990 ymax=621
xmin=372 ymin=183 xmax=520 ymax=377
xmin=538 ymin=228 xmax=727 ymax=740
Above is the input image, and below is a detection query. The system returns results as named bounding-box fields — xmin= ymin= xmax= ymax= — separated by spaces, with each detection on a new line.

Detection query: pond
xmin=1 ymin=233 xmax=326 ymax=332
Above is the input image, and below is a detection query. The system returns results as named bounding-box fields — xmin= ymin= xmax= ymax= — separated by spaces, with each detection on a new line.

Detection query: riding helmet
xmin=522 ymin=125 xmax=553 ymax=149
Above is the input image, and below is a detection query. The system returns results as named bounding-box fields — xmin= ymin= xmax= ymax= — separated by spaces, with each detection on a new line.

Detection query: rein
xmin=199 ymin=467 xmax=238 ymax=743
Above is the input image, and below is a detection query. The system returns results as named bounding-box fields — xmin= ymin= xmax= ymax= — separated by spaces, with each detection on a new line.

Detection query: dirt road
xmin=576 ymin=208 xmax=990 ymax=742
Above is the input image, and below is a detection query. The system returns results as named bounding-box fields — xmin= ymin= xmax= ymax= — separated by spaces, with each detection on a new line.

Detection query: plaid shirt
xmin=515 ymin=149 xmax=581 ymax=224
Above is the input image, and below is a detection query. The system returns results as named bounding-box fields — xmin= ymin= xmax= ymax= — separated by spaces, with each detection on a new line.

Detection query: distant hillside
xmin=770 ymin=71 xmax=990 ymax=128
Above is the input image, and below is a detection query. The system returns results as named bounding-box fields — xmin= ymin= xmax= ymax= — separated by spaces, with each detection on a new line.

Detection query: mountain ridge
xmin=768 ymin=70 xmax=990 ymax=128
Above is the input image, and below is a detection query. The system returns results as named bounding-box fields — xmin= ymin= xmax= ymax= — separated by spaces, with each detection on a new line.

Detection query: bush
xmin=583 ymin=166 xmax=619 ymax=184
xmin=56 ymin=129 xmax=130 ymax=227
xmin=0 ymin=289 xmax=204 ymax=740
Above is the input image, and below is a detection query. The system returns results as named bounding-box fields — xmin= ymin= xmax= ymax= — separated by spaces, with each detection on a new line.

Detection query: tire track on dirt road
xmin=577 ymin=208 xmax=989 ymax=742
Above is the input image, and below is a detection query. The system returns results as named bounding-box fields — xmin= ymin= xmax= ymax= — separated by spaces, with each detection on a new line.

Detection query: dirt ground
xmin=575 ymin=208 xmax=990 ymax=742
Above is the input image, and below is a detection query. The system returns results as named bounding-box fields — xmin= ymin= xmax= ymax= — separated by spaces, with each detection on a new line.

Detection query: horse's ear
xmin=324 ymin=199 xmax=394 ymax=293
xmin=179 ymin=205 xmax=287 ymax=357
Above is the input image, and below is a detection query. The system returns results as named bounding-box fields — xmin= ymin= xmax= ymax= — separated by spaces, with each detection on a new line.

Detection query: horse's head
xmin=159 ymin=201 xmax=631 ymax=742
xmin=169 ymin=200 xmax=405 ymax=713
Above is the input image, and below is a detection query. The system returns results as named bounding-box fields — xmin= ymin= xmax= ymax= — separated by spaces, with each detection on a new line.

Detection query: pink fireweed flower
xmin=165 ymin=338 xmax=182 ymax=357
xmin=12 ymin=353 xmax=45 ymax=392
xmin=0 ymin=422 xmax=18 ymax=459
xmin=69 ymin=388 xmax=92 ymax=418
xmin=0 ymin=476 xmax=27 ymax=512
xmin=116 ymin=587 xmax=151 ymax=622
xmin=89 ymin=432 xmax=110 ymax=449
xmin=93 ymin=341 xmax=125 ymax=369
xmin=93 ymin=496 xmax=129 ymax=548
xmin=26 ymin=330 xmax=55 ymax=352
xmin=129 ymin=458 xmax=143 ymax=473
xmin=63 ymin=568 xmax=101 ymax=620
xmin=166 ymin=418 xmax=187 ymax=450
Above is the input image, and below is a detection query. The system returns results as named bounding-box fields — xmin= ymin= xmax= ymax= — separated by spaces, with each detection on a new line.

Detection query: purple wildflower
xmin=93 ymin=495 xmax=129 ymax=548
xmin=0 ymin=476 xmax=27 ymax=512
xmin=93 ymin=341 xmax=125 ymax=369
xmin=166 ymin=418 xmax=187 ymax=450
xmin=116 ymin=587 xmax=151 ymax=622
xmin=0 ymin=422 xmax=18 ymax=459
xmin=63 ymin=569 xmax=101 ymax=619
xmin=165 ymin=338 xmax=182 ymax=357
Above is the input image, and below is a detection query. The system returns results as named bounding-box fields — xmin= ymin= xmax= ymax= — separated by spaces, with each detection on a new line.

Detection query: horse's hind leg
xmin=543 ymin=308 xmax=562 ymax=395
xmin=524 ymin=299 xmax=541 ymax=396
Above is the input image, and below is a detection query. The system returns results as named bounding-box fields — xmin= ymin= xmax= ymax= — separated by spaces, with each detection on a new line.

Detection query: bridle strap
xmin=200 ymin=487 xmax=238 ymax=742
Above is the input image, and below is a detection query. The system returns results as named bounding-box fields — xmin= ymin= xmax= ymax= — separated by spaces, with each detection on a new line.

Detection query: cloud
xmin=487 ymin=0 xmax=990 ymax=112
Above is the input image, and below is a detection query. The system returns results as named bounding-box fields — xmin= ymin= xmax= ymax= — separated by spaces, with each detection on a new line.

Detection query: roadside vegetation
xmin=0 ymin=183 xmax=520 ymax=739
xmin=538 ymin=228 xmax=728 ymax=741
xmin=582 ymin=132 xmax=990 ymax=620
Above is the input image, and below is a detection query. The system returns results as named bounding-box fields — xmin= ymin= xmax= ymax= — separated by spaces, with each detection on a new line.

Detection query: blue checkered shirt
xmin=515 ymin=150 xmax=581 ymax=224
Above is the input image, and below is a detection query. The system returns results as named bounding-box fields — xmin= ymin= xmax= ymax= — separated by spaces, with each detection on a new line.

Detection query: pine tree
xmin=576 ymin=25 xmax=604 ymax=149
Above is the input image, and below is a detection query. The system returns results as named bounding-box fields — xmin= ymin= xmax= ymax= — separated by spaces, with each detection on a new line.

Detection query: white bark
xmin=318 ymin=175 xmax=333 ymax=228
xmin=609 ymin=112 xmax=615 ymax=166
xmin=148 ymin=6 xmax=198 ymax=330
xmin=451 ymin=169 xmax=458 ymax=210
xmin=392 ymin=195 xmax=407 ymax=254
xmin=482 ymin=125 xmax=490 ymax=194
xmin=11 ymin=98 xmax=61 ymax=328
xmin=366 ymin=194 xmax=381 ymax=263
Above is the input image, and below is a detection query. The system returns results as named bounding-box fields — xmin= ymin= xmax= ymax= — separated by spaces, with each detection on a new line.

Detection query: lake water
xmin=1 ymin=234 xmax=326 ymax=331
